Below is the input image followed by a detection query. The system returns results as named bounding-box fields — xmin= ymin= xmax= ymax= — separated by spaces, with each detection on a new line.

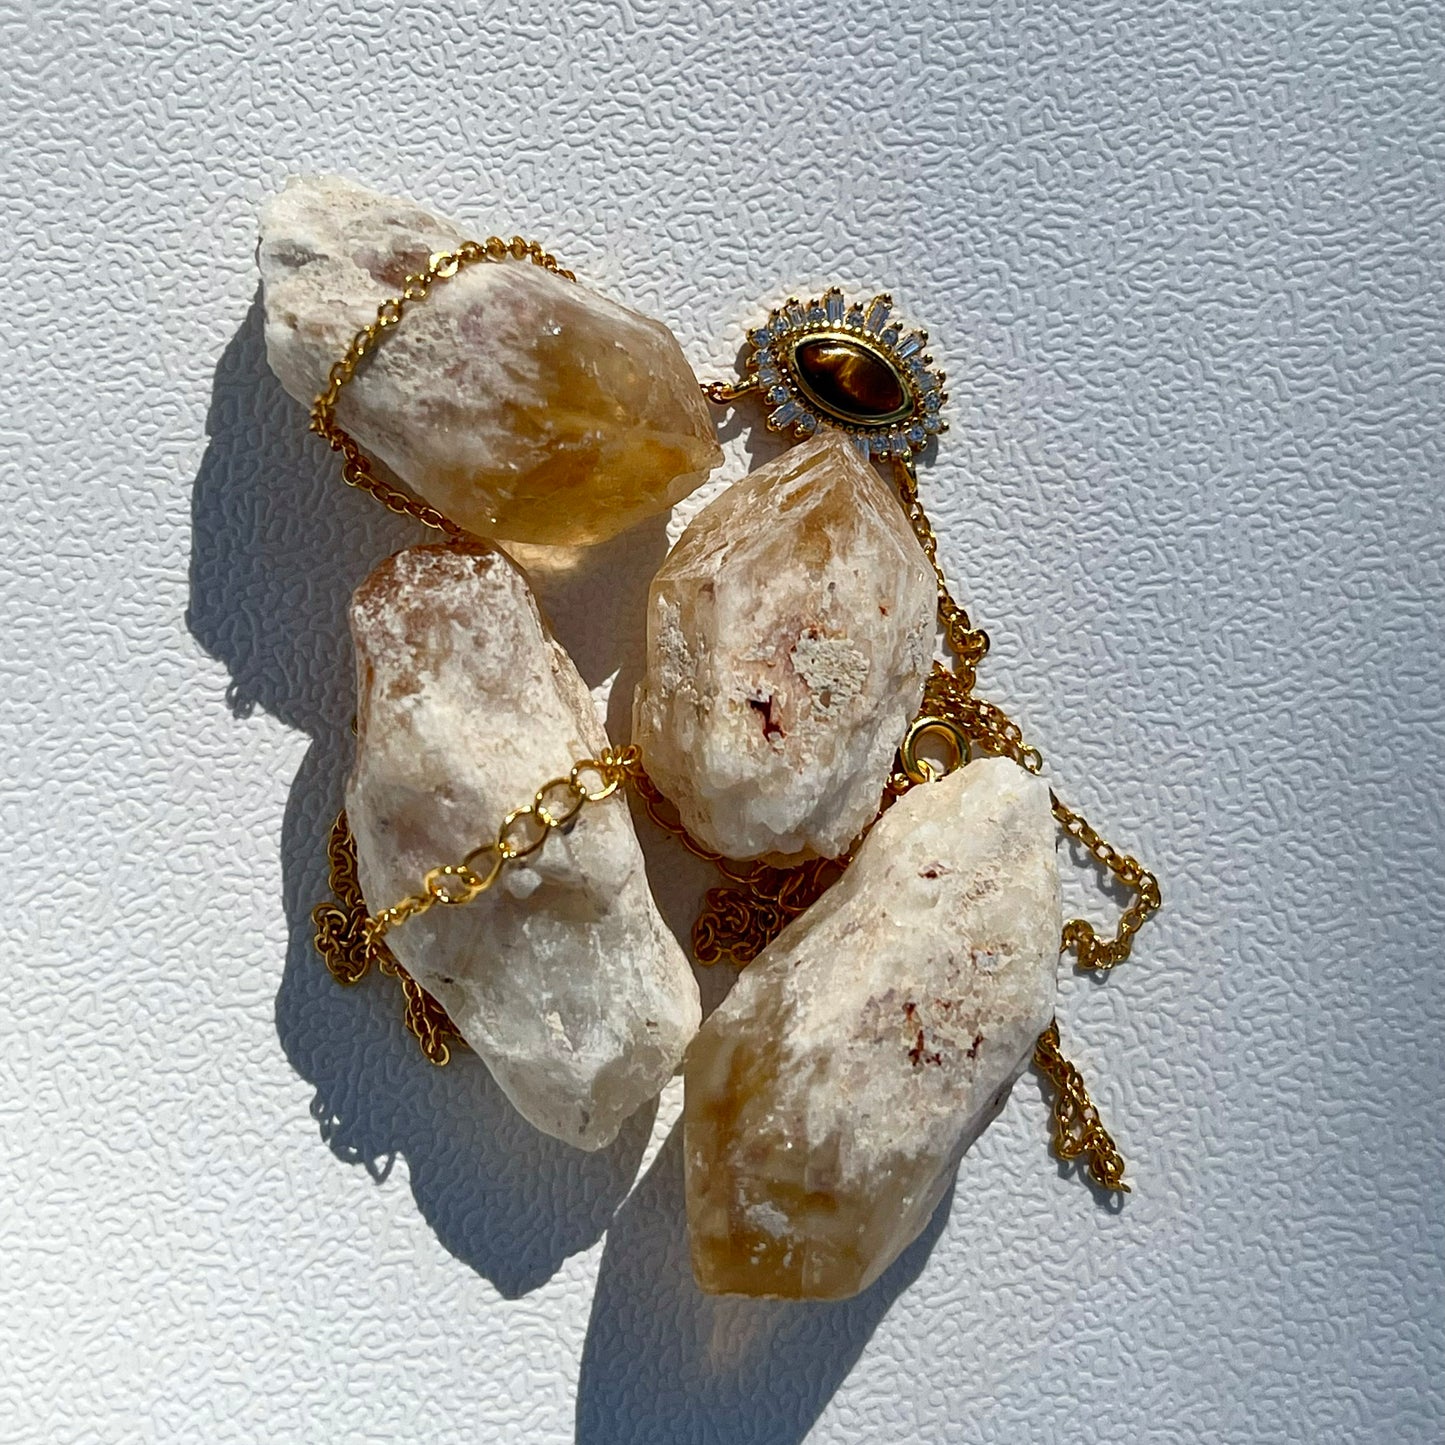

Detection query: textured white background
xmin=2 ymin=1 xmax=1442 ymax=1441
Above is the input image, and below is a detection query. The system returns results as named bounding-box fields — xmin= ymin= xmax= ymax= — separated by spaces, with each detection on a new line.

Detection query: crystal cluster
xmin=346 ymin=543 xmax=700 ymax=1150
xmin=258 ymin=175 xmax=722 ymax=546
xmin=633 ymin=429 xmax=936 ymax=862
xmin=683 ymin=758 xmax=1061 ymax=1299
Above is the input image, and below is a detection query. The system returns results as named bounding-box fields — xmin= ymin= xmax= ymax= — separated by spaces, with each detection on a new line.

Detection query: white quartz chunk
xmin=346 ymin=543 xmax=700 ymax=1150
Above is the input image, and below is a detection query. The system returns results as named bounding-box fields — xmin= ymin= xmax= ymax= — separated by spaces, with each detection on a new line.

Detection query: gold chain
xmin=893 ymin=457 xmax=992 ymax=690
xmin=312 ymin=812 xmax=462 ymax=1066
xmin=305 ymin=247 xmax=1159 ymax=1193
xmin=311 ymin=748 xmax=635 ymax=1065
xmin=880 ymin=461 xmax=1159 ymax=1189
xmin=1032 ymin=1018 xmax=1130 ymax=1192
xmin=365 ymin=749 xmax=635 ymax=936
xmin=906 ymin=654 xmax=1162 ymax=977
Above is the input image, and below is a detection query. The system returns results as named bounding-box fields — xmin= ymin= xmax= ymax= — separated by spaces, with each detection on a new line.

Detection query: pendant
xmin=741 ymin=287 xmax=946 ymax=457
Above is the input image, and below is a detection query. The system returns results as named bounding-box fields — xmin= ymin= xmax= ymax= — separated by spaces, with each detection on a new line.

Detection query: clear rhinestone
xmin=907 ymin=423 xmax=926 ymax=446
xmin=795 ymin=411 xmax=818 ymax=434
xmin=865 ymin=297 xmax=891 ymax=332
xmin=825 ymin=290 xmax=846 ymax=322
xmin=750 ymin=328 xmax=771 ymax=349
xmin=896 ymin=334 xmax=923 ymax=360
xmin=768 ymin=385 xmax=790 ymax=404
xmin=923 ymin=414 xmax=942 ymax=433
xmin=769 ymin=401 xmax=800 ymax=427
xmin=882 ymin=327 xmax=900 ymax=346
xmin=757 ymin=364 xmax=780 ymax=385
xmin=846 ymin=306 xmax=865 ymax=327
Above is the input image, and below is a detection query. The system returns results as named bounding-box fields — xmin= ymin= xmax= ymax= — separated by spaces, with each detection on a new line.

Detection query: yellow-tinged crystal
xmin=683 ymin=759 xmax=1060 ymax=1299
xmin=259 ymin=175 xmax=722 ymax=546
xmin=633 ymin=429 xmax=936 ymax=862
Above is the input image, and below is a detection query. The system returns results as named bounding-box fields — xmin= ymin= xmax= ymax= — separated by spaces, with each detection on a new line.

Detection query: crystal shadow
xmin=575 ymin=1126 xmax=951 ymax=1445
xmin=186 ymin=298 xmax=668 ymax=1297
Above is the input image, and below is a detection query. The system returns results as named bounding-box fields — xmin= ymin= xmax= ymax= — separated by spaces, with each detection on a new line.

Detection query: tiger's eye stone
xmin=791 ymin=336 xmax=909 ymax=421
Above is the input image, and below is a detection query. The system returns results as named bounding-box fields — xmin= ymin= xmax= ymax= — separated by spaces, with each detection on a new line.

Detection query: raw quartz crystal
xmin=684 ymin=758 xmax=1061 ymax=1300
xmin=258 ymin=174 xmax=722 ymax=546
xmin=346 ymin=543 xmax=700 ymax=1150
xmin=632 ymin=429 xmax=936 ymax=862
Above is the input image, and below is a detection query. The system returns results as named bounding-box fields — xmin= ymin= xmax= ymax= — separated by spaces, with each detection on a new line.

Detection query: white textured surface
xmin=2 ymin=3 xmax=1441 ymax=1442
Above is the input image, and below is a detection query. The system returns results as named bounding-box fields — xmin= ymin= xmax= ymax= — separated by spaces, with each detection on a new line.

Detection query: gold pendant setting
xmin=746 ymin=289 xmax=947 ymax=458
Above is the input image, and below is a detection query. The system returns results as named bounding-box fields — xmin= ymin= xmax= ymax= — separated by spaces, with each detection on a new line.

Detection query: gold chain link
xmin=1054 ymin=803 xmax=1163 ymax=971
xmin=880 ymin=458 xmax=1159 ymax=1189
xmin=305 ymin=248 xmax=1159 ymax=1192
xmin=312 ymin=748 xmax=636 ymax=1056
xmin=312 ymin=812 xmax=462 ymax=1065
xmin=907 ymin=652 xmax=1162 ymax=977
xmin=366 ymin=748 xmax=635 ymax=938
xmin=1032 ymin=1018 xmax=1130 ymax=1192
xmin=893 ymin=457 xmax=992 ymax=690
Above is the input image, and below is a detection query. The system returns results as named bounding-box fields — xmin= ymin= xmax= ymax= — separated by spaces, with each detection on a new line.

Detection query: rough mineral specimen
xmin=683 ymin=757 xmax=1060 ymax=1299
xmin=632 ymin=429 xmax=936 ymax=862
xmin=259 ymin=174 xmax=722 ymax=546
xmin=346 ymin=543 xmax=700 ymax=1150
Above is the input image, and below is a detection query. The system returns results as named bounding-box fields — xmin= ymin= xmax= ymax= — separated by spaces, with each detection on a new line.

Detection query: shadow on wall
xmin=576 ymin=1127 xmax=952 ymax=1445
xmin=185 ymin=297 xmax=669 ymax=1298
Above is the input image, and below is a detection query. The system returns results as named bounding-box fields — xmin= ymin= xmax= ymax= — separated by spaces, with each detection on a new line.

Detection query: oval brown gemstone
xmin=791 ymin=336 xmax=910 ymax=422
